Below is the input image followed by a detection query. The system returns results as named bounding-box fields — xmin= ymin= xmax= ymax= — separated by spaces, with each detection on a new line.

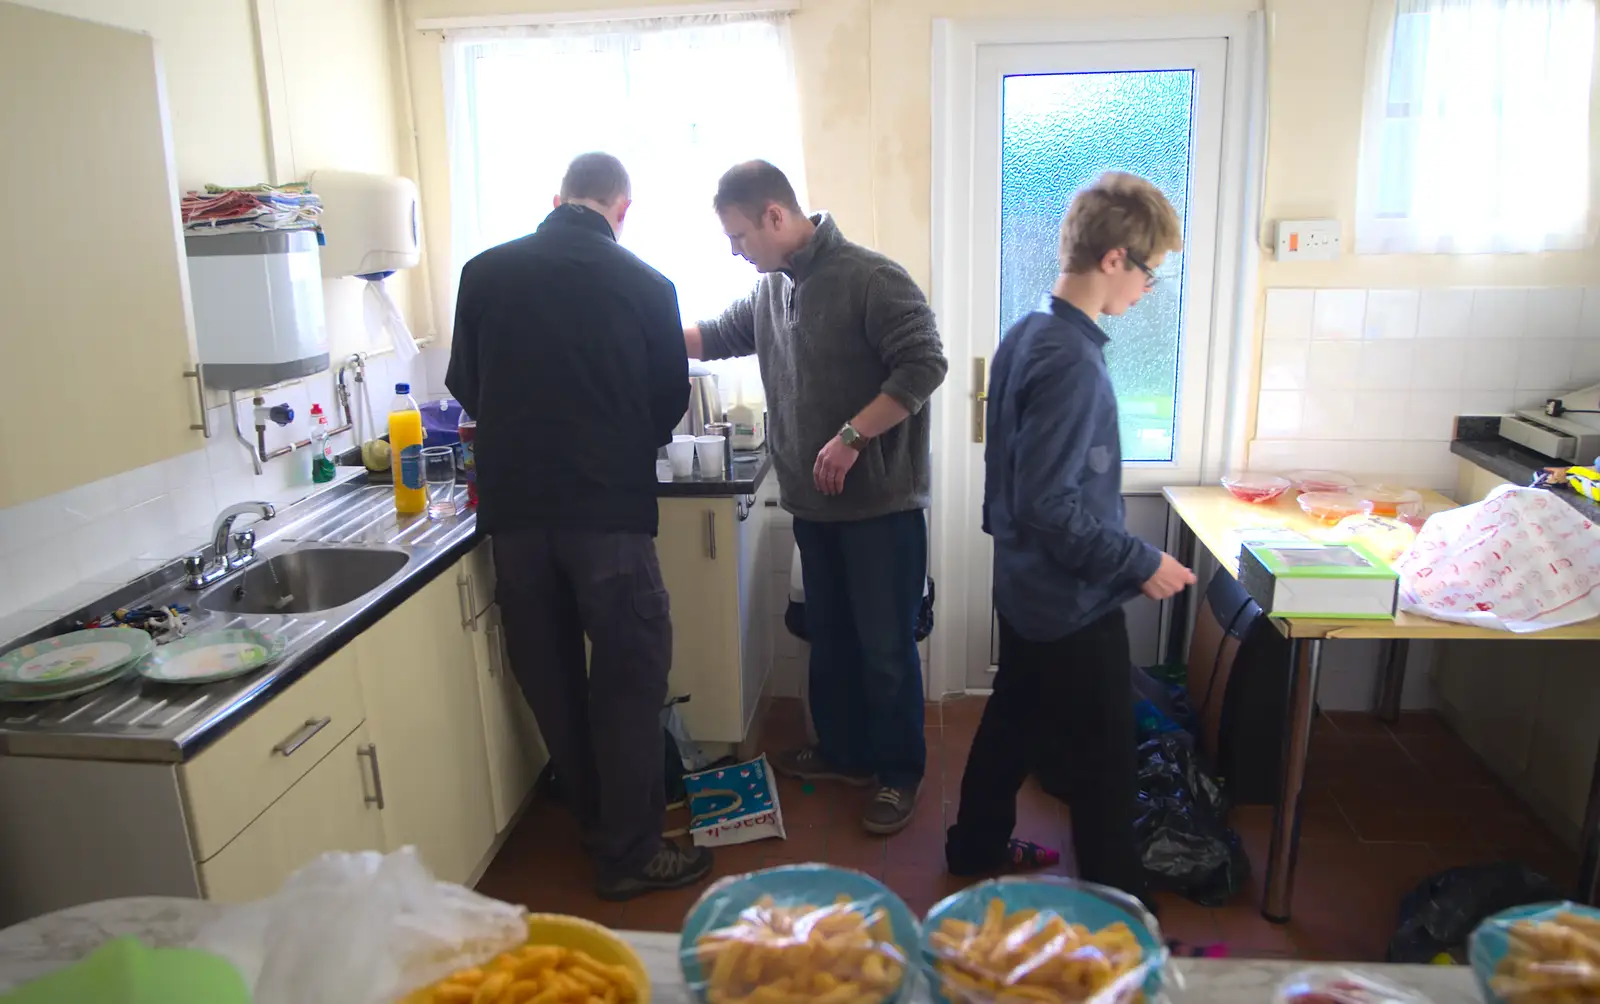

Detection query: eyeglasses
xmin=1126 ymin=254 xmax=1158 ymax=289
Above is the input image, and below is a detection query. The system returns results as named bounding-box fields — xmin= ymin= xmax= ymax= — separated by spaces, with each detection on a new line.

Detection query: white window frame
xmin=927 ymin=14 xmax=1266 ymax=697
xmin=1354 ymin=0 xmax=1597 ymax=255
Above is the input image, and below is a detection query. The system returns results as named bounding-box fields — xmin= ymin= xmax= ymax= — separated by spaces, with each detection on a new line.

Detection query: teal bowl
xmin=921 ymin=878 xmax=1166 ymax=1004
xmin=1469 ymin=900 xmax=1600 ymax=1003
xmin=679 ymin=864 xmax=922 ymax=1004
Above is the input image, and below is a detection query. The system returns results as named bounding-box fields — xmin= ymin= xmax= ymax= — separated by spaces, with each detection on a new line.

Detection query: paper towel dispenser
xmin=185 ymin=229 xmax=329 ymax=390
xmin=308 ymin=168 xmax=421 ymax=279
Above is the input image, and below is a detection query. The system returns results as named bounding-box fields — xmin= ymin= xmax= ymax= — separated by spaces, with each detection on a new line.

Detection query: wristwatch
xmin=838 ymin=422 xmax=868 ymax=451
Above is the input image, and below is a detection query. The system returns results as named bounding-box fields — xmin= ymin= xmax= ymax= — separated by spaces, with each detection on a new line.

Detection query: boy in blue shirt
xmin=945 ymin=172 xmax=1196 ymax=901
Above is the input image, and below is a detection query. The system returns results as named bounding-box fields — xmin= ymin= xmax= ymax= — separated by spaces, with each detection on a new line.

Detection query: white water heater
xmin=185 ymin=229 xmax=329 ymax=390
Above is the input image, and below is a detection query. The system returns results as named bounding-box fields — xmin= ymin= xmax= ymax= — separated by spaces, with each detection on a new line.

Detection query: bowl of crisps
xmin=922 ymin=878 xmax=1166 ymax=1004
xmin=1469 ymin=900 xmax=1600 ymax=1004
xmin=409 ymin=913 xmax=650 ymax=1004
xmin=680 ymin=864 xmax=921 ymax=1004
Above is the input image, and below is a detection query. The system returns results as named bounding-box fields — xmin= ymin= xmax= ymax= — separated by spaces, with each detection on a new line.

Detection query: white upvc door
xmin=930 ymin=16 xmax=1260 ymax=693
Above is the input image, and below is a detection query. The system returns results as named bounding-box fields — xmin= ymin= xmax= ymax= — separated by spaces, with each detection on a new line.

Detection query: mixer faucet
xmin=184 ymin=501 xmax=277 ymax=589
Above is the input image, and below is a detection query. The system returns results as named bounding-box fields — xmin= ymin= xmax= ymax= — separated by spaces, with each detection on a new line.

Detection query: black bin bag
xmin=1134 ymin=734 xmax=1250 ymax=907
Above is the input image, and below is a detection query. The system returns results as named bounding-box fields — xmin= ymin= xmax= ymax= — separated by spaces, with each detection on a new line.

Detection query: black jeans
xmin=946 ymin=609 xmax=1145 ymax=899
xmin=792 ymin=510 xmax=927 ymax=790
xmin=492 ymin=530 xmax=671 ymax=882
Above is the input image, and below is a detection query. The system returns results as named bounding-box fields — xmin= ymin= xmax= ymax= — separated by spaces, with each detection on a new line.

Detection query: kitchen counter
xmin=0 ymin=476 xmax=482 ymax=763
xmin=657 ymin=447 xmax=771 ymax=497
xmin=1451 ymin=416 xmax=1600 ymax=522
xmin=0 ymin=896 xmax=1483 ymax=1001
xmin=0 ymin=453 xmax=775 ymax=765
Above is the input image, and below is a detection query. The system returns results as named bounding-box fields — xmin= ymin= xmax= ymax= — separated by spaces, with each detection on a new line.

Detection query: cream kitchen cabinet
xmin=656 ymin=481 xmax=776 ymax=744
xmin=199 ymin=724 xmax=386 ymax=903
xmin=355 ymin=562 xmax=496 ymax=885
xmin=0 ymin=2 xmax=203 ymax=508
xmin=462 ymin=540 xmax=548 ymax=833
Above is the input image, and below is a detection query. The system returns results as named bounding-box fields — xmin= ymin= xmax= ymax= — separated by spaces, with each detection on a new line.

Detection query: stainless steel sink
xmin=198 ymin=546 xmax=410 ymax=615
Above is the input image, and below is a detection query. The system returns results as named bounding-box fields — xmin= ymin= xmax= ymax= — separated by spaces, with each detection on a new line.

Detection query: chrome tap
xmin=184 ymin=501 xmax=276 ymax=589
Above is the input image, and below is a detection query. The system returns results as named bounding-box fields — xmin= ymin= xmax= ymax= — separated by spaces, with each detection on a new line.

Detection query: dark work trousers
xmin=492 ymin=529 xmax=671 ymax=883
xmin=791 ymin=509 xmax=927 ymax=790
xmin=946 ymin=608 xmax=1146 ymax=899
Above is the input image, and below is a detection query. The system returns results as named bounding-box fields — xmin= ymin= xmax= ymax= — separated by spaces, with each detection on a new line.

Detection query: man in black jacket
xmin=445 ymin=152 xmax=706 ymax=901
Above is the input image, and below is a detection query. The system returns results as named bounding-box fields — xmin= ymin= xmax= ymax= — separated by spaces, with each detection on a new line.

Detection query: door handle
xmin=357 ymin=743 xmax=386 ymax=809
xmin=972 ymin=356 xmax=989 ymax=444
xmin=272 ymin=716 xmax=331 ymax=757
xmin=706 ymin=511 xmax=717 ymax=560
xmin=456 ymin=572 xmax=473 ymax=630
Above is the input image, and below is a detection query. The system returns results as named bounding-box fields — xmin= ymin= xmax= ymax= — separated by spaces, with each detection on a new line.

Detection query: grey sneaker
xmin=771 ymin=746 xmax=874 ymax=787
xmin=861 ymin=784 xmax=920 ymax=835
xmin=596 ymin=842 xmax=714 ymax=902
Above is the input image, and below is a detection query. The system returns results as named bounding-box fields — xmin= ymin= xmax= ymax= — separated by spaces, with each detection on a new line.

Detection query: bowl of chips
xmin=680 ymin=864 xmax=921 ymax=1004
xmin=1469 ymin=901 xmax=1600 ymax=1003
xmin=921 ymin=878 xmax=1166 ymax=1004
xmin=409 ymin=913 xmax=650 ymax=1004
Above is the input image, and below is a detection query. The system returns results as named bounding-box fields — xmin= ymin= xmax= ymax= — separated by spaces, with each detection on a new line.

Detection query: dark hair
xmin=712 ymin=160 xmax=802 ymax=222
xmin=559 ymin=152 xmax=631 ymax=204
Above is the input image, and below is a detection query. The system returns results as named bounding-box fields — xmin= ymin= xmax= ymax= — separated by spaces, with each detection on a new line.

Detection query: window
xmin=1356 ymin=0 xmax=1596 ymax=254
xmin=441 ymin=14 xmax=807 ymax=390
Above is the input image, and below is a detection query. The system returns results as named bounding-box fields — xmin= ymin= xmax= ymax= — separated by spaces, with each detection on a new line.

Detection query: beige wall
xmin=405 ymin=0 xmax=1600 ymax=345
xmin=17 ymin=0 xmax=416 ymax=357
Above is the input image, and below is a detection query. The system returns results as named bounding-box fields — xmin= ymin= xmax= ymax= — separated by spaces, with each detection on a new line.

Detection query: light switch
xmin=1275 ymin=219 xmax=1341 ymax=262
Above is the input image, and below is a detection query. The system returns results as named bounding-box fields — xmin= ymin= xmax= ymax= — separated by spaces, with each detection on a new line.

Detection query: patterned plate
xmin=0 ymin=666 xmax=132 ymax=704
xmin=135 ymin=629 xmax=285 ymax=685
xmin=0 ymin=627 xmax=155 ymax=686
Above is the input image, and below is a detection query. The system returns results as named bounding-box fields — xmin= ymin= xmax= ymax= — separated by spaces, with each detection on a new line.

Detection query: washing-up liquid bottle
xmin=310 ymin=403 xmax=336 ymax=483
xmin=458 ymin=406 xmax=478 ymax=509
xmin=729 ymin=382 xmax=766 ymax=451
xmin=389 ymin=383 xmax=426 ymax=514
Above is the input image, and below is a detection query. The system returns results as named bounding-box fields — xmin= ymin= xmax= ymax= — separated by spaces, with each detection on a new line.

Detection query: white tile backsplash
xmin=1252 ymin=284 xmax=1600 ymax=489
xmin=1311 ymin=289 xmax=1367 ymax=340
xmin=0 ymin=351 xmax=425 ymax=623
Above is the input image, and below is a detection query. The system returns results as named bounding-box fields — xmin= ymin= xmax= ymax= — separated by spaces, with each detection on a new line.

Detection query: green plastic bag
xmin=0 ymin=936 xmax=249 ymax=1004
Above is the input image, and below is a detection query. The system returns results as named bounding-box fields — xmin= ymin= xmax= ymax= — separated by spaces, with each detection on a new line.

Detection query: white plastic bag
xmin=1394 ymin=485 xmax=1600 ymax=633
xmin=190 ymin=847 xmax=527 ymax=1004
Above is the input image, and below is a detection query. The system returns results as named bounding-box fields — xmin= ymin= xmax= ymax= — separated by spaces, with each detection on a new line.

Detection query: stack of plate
xmin=0 ymin=627 xmax=155 ymax=703
xmin=136 ymin=629 xmax=284 ymax=685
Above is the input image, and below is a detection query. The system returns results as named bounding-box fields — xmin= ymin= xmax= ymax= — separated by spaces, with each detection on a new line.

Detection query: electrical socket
xmin=1274 ymin=219 xmax=1341 ymax=262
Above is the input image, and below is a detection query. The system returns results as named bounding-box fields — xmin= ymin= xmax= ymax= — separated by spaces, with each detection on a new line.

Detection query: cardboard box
xmin=1239 ymin=541 xmax=1398 ymax=619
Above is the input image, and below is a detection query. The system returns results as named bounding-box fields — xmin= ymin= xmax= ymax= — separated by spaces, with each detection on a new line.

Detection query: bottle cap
xmin=396 ymin=382 xmax=410 ymax=394
xmin=310 ymin=403 xmax=324 ymax=416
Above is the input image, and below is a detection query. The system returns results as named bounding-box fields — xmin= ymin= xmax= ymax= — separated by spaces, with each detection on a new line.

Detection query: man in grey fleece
xmin=686 ymin=161 xmax=948 ymax=835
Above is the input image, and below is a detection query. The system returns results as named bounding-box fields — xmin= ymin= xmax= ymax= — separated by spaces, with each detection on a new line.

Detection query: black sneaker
xmin=595 ymin=842 xmax=714 ymax=902
xmin=861 ymin=784 xmax=920 ymax=835
xmin=771 ymin=746 xmax=874 ymax=787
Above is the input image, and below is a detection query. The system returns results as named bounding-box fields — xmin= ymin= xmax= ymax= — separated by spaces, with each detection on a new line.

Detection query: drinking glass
xmin=421 ymin=445 xmax=457 ymax=519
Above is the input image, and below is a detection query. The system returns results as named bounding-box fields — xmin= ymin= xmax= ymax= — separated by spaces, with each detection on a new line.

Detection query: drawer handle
xmin=706 ymin=511 xmax=717 ymax=560
xmin=358 ymin=742 xmax=386 ymax=809
xmin=272 ymin=716 xmax=331 ymax=757
xmin=457 ymin=573 xmax=474 ymax=630
xmin=486 ymin=621 xmax=503 ymax=678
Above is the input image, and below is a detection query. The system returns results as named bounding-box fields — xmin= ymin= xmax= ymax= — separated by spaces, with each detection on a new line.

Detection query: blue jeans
xmin=793 ymin=509 xmax=927 ymax=790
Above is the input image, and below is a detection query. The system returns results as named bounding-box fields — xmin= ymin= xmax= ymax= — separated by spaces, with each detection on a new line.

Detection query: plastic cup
xmin=667 ymin=439 xmax=696 ymax=479
xmin=694 ymin=435 xmax=724 ymax=477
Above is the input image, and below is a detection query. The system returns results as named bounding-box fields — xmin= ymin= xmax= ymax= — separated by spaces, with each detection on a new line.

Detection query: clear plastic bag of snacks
xmin=922 ymin=878 xmax=1173 ymax=1004
xmin=679 ymin=865 xmax=921 ymax=1004
xmin=1274 ymin=968 xmax=1437 ymax=1003
xmin=1469 ymin=901 xmax=1600 ymax=1003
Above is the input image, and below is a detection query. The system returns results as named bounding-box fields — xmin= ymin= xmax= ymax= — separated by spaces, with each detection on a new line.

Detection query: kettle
xmin=676 ymin=371 xmax=724 ymax=438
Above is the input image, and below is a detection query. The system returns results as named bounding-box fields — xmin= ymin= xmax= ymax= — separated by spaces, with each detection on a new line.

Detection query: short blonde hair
xmin=1059 ymin=172 xmax=1183 ymax=275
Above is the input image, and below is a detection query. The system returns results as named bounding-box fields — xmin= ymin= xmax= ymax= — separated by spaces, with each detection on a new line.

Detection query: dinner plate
xmin=135 ymin=629 xmax=284 ymax=685
xmin=0 ymin=627 xmax=154 ymax=686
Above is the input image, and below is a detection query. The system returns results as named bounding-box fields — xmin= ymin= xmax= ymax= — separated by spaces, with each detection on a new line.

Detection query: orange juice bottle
xmin=389 ymin=383 xmax=426 ymax=515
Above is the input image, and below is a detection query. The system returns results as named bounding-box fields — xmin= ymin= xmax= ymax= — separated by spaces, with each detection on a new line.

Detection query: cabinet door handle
xmin=466 ymin=577 xmax=480 ymax=631
xmin=486 ymin=621 xmax=503 ymax=678
xmin=456 ymin=573 xmax=473 ymax=630
xmin=706 ymin=511 xmax=717 ymax=560
xmin=357 ymin=743 xmax=386 ymax=809
xmin=272 ymin=716 xmax=331 ymax=757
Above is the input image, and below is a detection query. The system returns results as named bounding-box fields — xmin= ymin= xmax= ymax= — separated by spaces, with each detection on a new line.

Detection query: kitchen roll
xmin=362 ymin=275 xmax=418 ymax=362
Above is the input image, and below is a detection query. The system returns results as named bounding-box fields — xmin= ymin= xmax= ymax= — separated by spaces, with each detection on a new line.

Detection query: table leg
xmin=1373 ymin=639 xmax=1409 ymax=725
xmin=1575 ymin=730 xmax=1600 ymax=905
xmin=1163 ymin=516 xmax=1198 ymax=666
xmin=1262 ymin=637 xmax=1324 ymax=924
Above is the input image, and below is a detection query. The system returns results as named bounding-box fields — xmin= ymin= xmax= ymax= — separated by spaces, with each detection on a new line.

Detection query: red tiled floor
xmin=476 ymin=698 xmax=1580 ymax=958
